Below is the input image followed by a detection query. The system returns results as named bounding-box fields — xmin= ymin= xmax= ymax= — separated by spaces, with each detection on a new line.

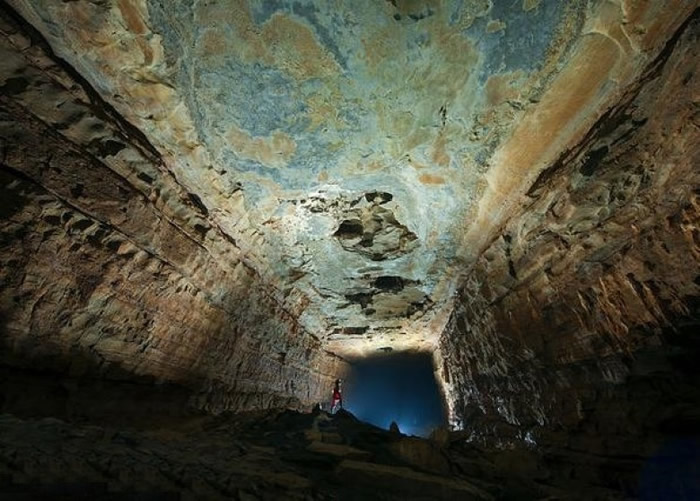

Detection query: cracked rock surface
xmin=0 ymin=1 xmax=699 ymax=497
xmin=436 ymin=6 xmax=700 ymax=458
xmin=9 ymin=0 xmax=692 ymax=356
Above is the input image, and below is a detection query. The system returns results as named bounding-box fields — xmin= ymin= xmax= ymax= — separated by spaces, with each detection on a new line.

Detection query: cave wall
xmin=0 ymin=6 xmax=348 ymax=415
xmin=1 ymin=0 xmax=697 ymax=438
xmin=3 ymin=0 xmax=694 ymax=361
xmin=437 ymin=9 xmax=699 ymax=458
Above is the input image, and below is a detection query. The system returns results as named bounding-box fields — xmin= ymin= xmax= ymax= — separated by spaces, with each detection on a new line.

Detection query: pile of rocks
xmin=0 ymin=408 xmax=547 ymax=500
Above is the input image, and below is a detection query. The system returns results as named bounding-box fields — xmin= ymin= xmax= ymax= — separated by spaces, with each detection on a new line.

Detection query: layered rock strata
xmin=0 ymin=5 xmax=347 ymax=413
xmin=7 ymin=0 xmax=670 ymax=354
xmin=0 ymin=3 xmax=698 ymax=488
xmin=437 ymin=9 xmax=700 ymax=464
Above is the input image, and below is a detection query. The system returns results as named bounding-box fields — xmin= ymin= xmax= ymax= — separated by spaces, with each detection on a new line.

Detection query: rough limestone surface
xmin=5 ymin=0 xmax=694 ymax=356
xmin=0 ymin=1 xmax=699 ymax=496
xmin=0 ymin=5 xmax=347 ymax=414
xmin=436 ymin=9 xmax=700 ymax=458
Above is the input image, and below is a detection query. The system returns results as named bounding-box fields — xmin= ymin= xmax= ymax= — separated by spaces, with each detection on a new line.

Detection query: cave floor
xmin=0 ymin=408 xmax=640 ymax=501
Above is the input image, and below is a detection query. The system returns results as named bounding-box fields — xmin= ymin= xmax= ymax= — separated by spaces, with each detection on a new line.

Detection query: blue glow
xmin=342 ymin=352 xmax=446 ymax=437
xmin=640 ymin=438 xmax=700 ymax=500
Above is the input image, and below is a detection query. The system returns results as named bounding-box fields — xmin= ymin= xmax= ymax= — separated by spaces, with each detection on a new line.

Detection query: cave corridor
xmin=341 ymin=352 xmax=446 ymax=437
xmin=0 ymin=0 xmax=699 ymax=499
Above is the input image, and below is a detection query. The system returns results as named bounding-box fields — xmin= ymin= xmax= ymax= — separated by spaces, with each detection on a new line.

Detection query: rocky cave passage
xmin=341 ymin=351 xmax=447 ymax=438
xmin=0 ymin=0 xmax=699 ymax=499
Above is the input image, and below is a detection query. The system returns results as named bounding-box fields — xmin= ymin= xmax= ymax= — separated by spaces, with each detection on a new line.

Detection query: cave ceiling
xmin=4 ymin=0 xmax=688 ymax=358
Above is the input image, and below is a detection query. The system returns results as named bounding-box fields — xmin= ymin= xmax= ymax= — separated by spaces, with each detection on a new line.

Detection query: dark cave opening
xmin=341 ymin=352 xmax=446 ymax=437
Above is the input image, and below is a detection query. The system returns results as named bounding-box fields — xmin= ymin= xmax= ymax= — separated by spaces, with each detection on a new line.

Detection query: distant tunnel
xmin=341 ymin=352 xmax=446 ymax=437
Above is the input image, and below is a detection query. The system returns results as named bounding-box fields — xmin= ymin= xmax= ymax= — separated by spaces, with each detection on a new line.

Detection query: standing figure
xmin=331 ymin=379 xmax=343 ymax=414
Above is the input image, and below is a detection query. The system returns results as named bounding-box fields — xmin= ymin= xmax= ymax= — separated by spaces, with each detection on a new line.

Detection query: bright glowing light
xmin=343 ymin=352 xmax=446 ymax=437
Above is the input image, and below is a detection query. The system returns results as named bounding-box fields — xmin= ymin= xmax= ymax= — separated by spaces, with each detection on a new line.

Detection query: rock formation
xmin=436 ymin=3 xmax=699 ymax=447
xmin=0 ymin=0 xmax=698 ymax=498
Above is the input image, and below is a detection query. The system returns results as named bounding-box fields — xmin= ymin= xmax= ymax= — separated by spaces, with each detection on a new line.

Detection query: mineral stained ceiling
xmin=5 ymin=0 xmax=692 ymax=357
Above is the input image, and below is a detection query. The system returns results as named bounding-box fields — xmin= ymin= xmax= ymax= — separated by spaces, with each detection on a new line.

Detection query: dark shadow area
xmin=0 ymin=363 xmax=200 ymax=430
xmin=342 ymin=352 xmax=446 ymax=437
xmin=639 ymin=437 xmax=700 ymax=501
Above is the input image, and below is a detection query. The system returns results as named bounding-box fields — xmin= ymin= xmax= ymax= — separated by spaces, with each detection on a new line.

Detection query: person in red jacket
xmin=331 ymin=379 xmax=343 ymax=414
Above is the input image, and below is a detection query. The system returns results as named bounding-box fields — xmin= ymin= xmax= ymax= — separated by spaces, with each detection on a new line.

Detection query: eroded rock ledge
xmin=0 ymin=4 xmax=347 ymax=414
xmin=0 ymin=3 xmax=698 ymax=496
xmin=437 ymin=8 xmax=700 ymax=467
